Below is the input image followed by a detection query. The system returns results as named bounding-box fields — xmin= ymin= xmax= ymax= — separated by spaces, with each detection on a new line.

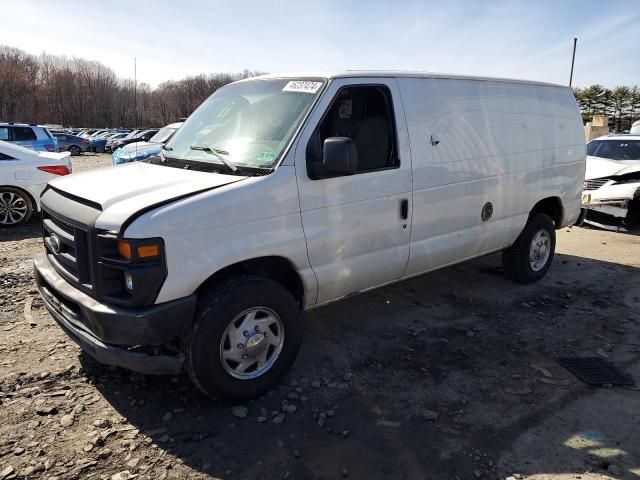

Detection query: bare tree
xmin=0 ymin=44 xmax=262 ymax=127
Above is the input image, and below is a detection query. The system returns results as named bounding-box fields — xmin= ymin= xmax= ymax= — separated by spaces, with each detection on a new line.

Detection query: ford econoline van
xmin=34 ymin=72 xmax=585 ymax=400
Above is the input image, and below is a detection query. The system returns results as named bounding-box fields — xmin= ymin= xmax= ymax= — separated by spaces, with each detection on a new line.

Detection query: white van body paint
xmin=44 ymin=71 xmax=585 ymax=309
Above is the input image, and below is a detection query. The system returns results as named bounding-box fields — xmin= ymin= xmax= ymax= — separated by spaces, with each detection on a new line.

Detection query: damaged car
xmin=112 ymin=122 xmax=182 ymax=165
xmin=580 ymin=134 xmax=640 ymax=230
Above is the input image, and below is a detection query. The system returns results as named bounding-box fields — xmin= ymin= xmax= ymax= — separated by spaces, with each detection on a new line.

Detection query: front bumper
xmin=581 ymin=188 xmax=640 ymax=230
xmin=34 ymin=254 xmax=196 ymax=375
xmin=582 ymin=187 xmax=638 ymax=218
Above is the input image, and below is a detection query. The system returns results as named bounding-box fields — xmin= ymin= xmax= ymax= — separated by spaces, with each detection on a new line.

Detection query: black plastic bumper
xmin=34 ymin=254 xmax=196 ymax=375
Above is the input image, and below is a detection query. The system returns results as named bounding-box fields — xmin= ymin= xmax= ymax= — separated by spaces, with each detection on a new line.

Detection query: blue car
xmin=0 ymin=123 xmax=58 ymax=152
xmin=90 ymin=132 xmax=119 ymax=153
xmin=112 ymin=122 xmax=183 ymax=165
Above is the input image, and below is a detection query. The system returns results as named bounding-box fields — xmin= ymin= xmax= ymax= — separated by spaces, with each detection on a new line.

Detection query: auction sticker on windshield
xmin=282 ymin=81 xmax=323 ymax=94
xmin=257 ymin=151 xmax=276 ymax=164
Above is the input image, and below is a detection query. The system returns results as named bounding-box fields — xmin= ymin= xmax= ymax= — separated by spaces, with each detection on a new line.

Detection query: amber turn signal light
xmin=117 ymin=241 xmax=132 ymax=260
xmin=137 ymin=245 xmax=160 ymax=258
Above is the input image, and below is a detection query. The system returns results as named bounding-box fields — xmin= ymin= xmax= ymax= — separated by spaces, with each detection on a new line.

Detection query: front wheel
xmin=185 ymin=275 xmax=303 ymax=401
xmin=502 ymin=213 xmax=556 ymax=284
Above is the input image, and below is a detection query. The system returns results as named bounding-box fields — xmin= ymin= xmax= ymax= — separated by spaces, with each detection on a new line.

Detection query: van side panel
xmin=399 ymin=78 xmax=584 ymax=277
xmin=123 ymin=166 xmax=319 ymax=307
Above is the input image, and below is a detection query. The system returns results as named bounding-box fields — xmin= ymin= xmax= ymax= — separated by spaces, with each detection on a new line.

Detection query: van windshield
xmin=165 ymin=78 xmax=325 ymax=169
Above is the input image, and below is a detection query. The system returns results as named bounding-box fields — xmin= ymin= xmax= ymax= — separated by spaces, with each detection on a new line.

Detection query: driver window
xmin=306 ymin=85 xmax=398 ymax=179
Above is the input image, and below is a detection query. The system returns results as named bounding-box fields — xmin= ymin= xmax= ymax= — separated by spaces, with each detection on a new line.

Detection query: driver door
xmin=294 ymin=77 xmax=413 ymax=305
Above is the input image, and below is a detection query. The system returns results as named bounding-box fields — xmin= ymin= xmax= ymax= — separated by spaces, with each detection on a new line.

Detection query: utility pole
xmin=569 ymin=38 xmax=577 ymax=87
xmin=134 ymin=57 xmax=137 ymax=128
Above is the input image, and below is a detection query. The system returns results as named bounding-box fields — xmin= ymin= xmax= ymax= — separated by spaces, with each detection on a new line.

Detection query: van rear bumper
xmin=34 ymin=254 xmax=195 ymax=375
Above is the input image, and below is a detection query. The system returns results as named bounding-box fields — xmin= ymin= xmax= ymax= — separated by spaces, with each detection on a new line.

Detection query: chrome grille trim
xmin=42 ymin=208 xmax=91 ymax=287
xmin=583 ymin=178 xmax=609 ymax=191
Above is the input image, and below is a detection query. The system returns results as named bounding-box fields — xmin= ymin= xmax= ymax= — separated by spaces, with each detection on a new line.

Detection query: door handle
xmin=400 ymin=199 xmax=409 ymax=220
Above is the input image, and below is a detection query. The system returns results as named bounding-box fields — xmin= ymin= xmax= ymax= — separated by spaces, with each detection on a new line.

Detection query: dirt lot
xmin=1 ymin=153 xmax=640 ymax=480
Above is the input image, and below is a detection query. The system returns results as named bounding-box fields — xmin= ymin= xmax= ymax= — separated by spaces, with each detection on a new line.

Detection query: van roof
xmin=240 ymin=70 xmax=569 ymax=89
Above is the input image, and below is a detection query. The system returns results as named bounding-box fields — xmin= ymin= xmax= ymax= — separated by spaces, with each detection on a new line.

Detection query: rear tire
xmin=502 ymin=213 xmax=556 ymax=284
xmin=69 ymin=145 xmax=80 ymax=155
xmin=0 ymin=187 xmax=33 ymax=227
xmin=185 ymin=275 xmax=303 ymax=401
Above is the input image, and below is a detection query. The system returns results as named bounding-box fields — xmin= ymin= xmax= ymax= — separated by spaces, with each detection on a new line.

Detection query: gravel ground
xmin=1 ymin=153 xmax=640 ymax=479
xmin=70 ymin=152 xmax=114 ymax=173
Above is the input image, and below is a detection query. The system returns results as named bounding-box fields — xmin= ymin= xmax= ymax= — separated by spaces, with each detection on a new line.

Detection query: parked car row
xmin=75 ymin=129 xmax=132 ymax=153
xmin=52 ymin=127 xmax=166 ymax=155
xmin=0 ymin=122 xmax=183 ymax=160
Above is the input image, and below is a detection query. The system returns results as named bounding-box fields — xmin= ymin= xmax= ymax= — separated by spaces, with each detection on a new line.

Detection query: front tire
xmin=0 ymin=187 xmax=33 ymax=227
xmin=185 ymin=275 xmax=303 ymax=401
xmin=502 ymin=213 xmax=556 ymax=284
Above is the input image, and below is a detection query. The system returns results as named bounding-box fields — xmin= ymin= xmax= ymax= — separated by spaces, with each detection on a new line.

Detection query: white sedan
xmin=581 ymin=134 xmax=640 ymax=230
xmin=0 ymin=140 xmax=72 ymax=227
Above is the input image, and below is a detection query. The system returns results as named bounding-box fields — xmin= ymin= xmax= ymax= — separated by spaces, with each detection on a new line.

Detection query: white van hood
xmin=48 ymin=162 xmax=246 ymax=231
xmin=585 ymin=156 xmax=640 ymax=180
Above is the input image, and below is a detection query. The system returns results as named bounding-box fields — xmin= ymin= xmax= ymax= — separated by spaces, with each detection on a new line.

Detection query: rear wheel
xmin=185 ymin=275 xmax=303 ymax=401
xmin=0 ymin=187 xmax=33 ymax=227
xmin=69 ymin=145 xmax=81 ymax=155
xmin=502 ymin=213 xmax=556 ymax=283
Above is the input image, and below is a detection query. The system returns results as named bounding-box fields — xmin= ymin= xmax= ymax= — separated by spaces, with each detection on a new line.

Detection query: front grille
xmin=42 ymin=209 xmax=92 ymax=288
xmin=584 ymin=178 xmax=609 ymax=191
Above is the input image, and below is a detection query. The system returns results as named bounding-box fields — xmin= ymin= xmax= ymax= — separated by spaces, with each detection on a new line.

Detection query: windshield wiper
xmin=190 ymin=145 xmax=238 ymax=172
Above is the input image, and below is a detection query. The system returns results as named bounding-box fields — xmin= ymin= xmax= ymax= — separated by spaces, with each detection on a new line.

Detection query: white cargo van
xmin=34 ymin=72 xmax=585 ymax=400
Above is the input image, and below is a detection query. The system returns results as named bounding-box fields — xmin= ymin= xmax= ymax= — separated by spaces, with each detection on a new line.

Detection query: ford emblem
xmin=50 ymin=233 xmax=61 ymax=254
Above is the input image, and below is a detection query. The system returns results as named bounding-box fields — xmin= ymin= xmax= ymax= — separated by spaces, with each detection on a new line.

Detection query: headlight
xmin=96 ymin=235 xmax=167 ymax=307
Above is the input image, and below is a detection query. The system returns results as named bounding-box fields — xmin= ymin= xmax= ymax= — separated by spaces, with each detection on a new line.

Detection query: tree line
xmin=573 ymin=85 xmax=640 ymax=131
xmin=0 ymin=45 xmax=260 ymax=128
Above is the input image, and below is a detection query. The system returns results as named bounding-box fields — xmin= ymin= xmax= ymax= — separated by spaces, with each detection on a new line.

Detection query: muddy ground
xmin=1 ymin=153 xmax=640 ymax=480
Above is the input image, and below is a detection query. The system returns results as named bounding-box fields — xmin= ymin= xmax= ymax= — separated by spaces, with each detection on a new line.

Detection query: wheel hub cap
xmin=529 ymin=229 xmax=551 ymax=272
xmin=219 ymin=307 xmax=285 ymax=380
xmin=245 ymin=333 xmax=267 ymax=356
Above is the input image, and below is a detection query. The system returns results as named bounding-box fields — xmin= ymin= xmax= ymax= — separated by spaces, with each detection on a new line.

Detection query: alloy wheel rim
xmin=529 ymin=229 xmax=551 ymax=272
xmin=0 ymin=192 xmax=28 ymax=225
xmin=219 ymin=307 xmax=285 ymax=380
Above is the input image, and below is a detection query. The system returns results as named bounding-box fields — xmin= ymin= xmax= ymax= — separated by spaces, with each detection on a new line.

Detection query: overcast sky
xmin=1 ymin=0 xmax=638 ymax=88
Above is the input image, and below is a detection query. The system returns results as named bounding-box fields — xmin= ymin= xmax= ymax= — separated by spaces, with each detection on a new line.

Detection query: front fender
xmin=123 ymin=166 xmax=318 ymax=308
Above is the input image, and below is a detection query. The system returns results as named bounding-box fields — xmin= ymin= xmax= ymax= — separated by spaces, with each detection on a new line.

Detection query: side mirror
xmin=322 ymin=137 xmax=358 ymax=175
